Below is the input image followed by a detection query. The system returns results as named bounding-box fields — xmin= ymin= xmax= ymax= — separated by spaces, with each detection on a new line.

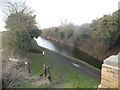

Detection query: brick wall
xmin=98 ymin=55 xmax=120 ymax=88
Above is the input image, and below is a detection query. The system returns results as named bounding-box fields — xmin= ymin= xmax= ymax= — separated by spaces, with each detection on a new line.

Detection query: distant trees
xmin=42 ymin=23 xmax=74 ymax=42
xmin=3 ymin=1 xmax=41 ymax=58
xmin=73 ymin=24 xmax=91 ymax=46
xmin=42 ymin=10 xmax=120 ymax=60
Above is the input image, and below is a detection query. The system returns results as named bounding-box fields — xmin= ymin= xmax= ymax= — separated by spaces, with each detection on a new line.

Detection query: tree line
xmin=42 ymin=10 xmax=120 ymax=60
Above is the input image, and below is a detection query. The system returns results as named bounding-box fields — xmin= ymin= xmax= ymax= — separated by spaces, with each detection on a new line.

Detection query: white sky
xmin=0 ymin=0 xmax=119 ymax=31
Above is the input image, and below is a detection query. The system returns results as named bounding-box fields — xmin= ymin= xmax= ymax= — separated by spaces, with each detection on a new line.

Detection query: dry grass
xmin=2 ymin=57 xmax=29 ymax=88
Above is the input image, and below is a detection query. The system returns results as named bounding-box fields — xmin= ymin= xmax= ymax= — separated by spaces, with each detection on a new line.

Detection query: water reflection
xmin=35 ymin=37 xmax=68 ymax=55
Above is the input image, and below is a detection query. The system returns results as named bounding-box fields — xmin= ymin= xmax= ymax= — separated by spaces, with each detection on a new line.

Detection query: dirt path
xmin=44 ymin=49 xmax=101 ymax=82
xmin=42 ymin=76 xmax=64 ymax=88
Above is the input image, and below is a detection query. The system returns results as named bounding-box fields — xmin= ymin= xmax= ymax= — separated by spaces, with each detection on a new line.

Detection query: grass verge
xmin=20 ymin=52 xmax=100 ymax=88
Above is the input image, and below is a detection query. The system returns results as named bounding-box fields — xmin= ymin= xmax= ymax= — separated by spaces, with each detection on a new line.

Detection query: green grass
xmin=22 ymin=52 xmax=100 ymax=88
xmin=19 ymin=82 xmax=37 ymax=88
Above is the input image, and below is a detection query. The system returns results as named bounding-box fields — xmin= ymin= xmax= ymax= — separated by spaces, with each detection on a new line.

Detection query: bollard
xmin=27 ymin=62 xmax=31 ymax=73
xmin=43 ymin=65 xmax=52 ymax=81
xmin=47 ymin=66 xmax=51 ymax=81
xmin=47 ymin=66 xmax=50 ymax=75
xmin=43 ymin=64 xmax=47 ymax=77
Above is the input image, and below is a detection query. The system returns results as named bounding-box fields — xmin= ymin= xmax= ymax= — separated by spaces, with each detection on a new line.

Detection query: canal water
xmin=35 ymin=37 xmax=103 ymax=69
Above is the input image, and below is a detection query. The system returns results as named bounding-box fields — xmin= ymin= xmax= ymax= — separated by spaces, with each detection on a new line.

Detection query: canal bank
xmin=35 ymin=37 xmax=103 ymax=70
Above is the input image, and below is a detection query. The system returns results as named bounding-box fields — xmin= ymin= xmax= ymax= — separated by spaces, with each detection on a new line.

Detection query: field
xmin=20 ymin=52 xmax=100 ymax=88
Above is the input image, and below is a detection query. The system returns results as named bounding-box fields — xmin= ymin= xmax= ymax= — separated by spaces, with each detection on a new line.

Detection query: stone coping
xmin=104 ymin=55 xmax=120 ymax=67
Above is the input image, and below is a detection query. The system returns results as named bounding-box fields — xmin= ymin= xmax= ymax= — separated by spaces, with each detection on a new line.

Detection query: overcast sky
xmin=0 ymin=0 xmax=119 ymax=31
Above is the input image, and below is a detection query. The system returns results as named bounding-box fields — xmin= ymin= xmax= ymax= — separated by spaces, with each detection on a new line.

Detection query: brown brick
xmin=102 ymin=74 xmax=109 ymax=79
xmin=113 ymin=74 xmax=118 ymax=78
xmin=109 ymin=82 xmax=117 ymax=87
xmin=118 ymin=82 xmax=120 ymax=88
xmin=111 ymin=80 xmax=118 ymax=85
xmin=101 ymin=85 xmax=110 ymax=88
xmin=113 ymin=70 xmax=118 ymax=75
xmin=98 ymin=58 xmax=120 ymax=89
xmin=108 ymin=73 xmax=113 ymax=77
xmin=101 ymin=83 xmax=110 ymax=88
xmin=110 ymin=84 xmax=118 ymax=88
xmin=102 ymin=64 xmax=112 ymax=69
xmin=111 ymin=77 xmax=118 ymax=82
xmin=102 ymin=78 xmax=112 ymax=83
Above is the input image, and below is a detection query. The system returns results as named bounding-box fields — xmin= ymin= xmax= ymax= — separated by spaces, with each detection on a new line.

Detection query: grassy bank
xmin=47 ymin=48 xmax=101 ymax=72
xmin=20 ymin=52 xmax=100 ymax=88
